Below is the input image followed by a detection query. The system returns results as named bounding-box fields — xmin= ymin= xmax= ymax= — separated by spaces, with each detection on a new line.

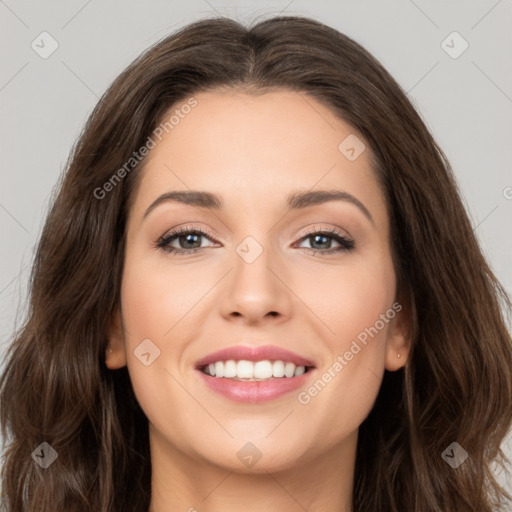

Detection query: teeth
xmin=202 ymin=359 xmax=309 ymax=380
xmin=284 ymin=362 xmax=296 ymax=378
xmin=223 ymin=360 xmax=237 ymax=378
xmin=294 ymin=365 xmax=305 ymax=376
xmin=237 ymin=360 xmax=254 ymax=379
xmin=273 ymin=360 xmax=285 ymax=377
xmin=214 ymin=361 xmax=224 ymax=378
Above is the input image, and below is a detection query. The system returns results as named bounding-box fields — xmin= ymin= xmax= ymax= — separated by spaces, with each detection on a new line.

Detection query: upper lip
xmin=195 ymin=345 xmax=316 ymax=369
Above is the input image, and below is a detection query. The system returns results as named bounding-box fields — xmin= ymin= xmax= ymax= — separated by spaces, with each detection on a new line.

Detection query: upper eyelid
xmin=161 ymin=225 xmax=217 ymax=241
xmin=299 ymin=225 xmax=352 ymax=239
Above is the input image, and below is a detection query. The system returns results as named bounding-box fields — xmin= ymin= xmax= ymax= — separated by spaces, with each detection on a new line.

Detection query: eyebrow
xmin=143 ymin=189 xmax=374 ymax=224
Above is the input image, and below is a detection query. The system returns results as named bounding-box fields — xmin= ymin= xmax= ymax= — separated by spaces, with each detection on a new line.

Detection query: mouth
xmin=194 ymin=345 xmax=317 ymax=403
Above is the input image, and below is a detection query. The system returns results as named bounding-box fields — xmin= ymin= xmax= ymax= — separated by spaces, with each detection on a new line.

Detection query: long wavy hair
xmin=1 ymin=15 xmax=511 ymax=512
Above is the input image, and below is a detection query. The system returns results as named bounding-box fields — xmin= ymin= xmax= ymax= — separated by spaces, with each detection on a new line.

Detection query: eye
xmin=155 ymin=225 xmax=355 ymax=256
xmin=155 ymin=225 xmax=219 ymax=256
xmin=294 ymin=227 xmax=355 ymax=256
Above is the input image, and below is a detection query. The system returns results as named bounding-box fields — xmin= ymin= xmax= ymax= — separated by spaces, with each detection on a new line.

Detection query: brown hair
xmin=1 ymin=15 xmax=511 ymax=512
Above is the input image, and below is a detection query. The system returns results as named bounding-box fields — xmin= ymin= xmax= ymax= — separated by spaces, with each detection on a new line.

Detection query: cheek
xmin=117 ymin=253 xmax=186 ymax=415
xmin=120 ymin=249 xmax=204 ymax=344
xmin=312 ymin=251 xmax=396 ymax=350
xmin=297 ymin=253 xmax=395 ymax=427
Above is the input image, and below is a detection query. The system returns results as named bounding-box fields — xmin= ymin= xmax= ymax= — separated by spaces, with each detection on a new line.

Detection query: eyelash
xmin=155 ymin=224 xmax=355 ymax=257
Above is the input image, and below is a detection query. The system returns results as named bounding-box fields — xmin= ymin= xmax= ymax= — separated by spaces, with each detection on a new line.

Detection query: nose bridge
xmin=221 ymin=228 xmax=290 ymax=321
xmin=233 ymin=231 xmax=279 ymax=292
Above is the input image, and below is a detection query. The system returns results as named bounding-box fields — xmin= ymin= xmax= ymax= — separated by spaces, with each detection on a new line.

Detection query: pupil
xmin=313 ymin=234 xmax=330 ymax=249
xmin=182 ymin=233 xmax=200 ymax=248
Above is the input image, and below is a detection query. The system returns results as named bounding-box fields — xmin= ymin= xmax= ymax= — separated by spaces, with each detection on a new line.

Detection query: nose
xmin=219 ymin=240 xmax=293 ymax=326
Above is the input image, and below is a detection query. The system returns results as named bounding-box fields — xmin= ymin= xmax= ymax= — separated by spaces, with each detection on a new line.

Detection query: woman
xmin=1 ymin=15 xmax=511 ymax=512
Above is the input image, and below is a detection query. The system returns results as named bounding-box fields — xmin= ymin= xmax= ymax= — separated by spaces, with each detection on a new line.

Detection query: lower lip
xmin=196 ymin=369 xmax=316 ymax=403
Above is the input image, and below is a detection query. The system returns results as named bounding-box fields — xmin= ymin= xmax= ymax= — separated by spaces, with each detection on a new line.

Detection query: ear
xmin=105 ymin=308 xmax=127 ymax=370
xmin=384 ymin=299 xmax=412 ymax=372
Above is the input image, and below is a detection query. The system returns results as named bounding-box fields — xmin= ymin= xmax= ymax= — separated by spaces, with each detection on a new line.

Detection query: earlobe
xmin=384 ymin=300 xmax=412 ymax=372
xmin=385 ymin=347 xmax=409 ymax=372
xmin=105 ymin=309 xmax=127 ymax=370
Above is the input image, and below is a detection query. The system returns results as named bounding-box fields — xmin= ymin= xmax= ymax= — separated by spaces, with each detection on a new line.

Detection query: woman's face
xmin=108 ymin=89 xmax=409 ymax=473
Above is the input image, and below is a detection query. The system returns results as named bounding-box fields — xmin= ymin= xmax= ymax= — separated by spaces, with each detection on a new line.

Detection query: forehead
xmin=130 ymin=89 xmax=387 ymax=230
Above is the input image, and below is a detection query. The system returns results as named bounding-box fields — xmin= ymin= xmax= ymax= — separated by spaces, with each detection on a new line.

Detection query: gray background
xmin=1 ymin=0 xmax=511 ymax=496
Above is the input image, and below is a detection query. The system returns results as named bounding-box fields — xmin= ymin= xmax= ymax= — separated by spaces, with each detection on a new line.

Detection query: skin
xmin=106 ymin=89 xmax=411 ymax=512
